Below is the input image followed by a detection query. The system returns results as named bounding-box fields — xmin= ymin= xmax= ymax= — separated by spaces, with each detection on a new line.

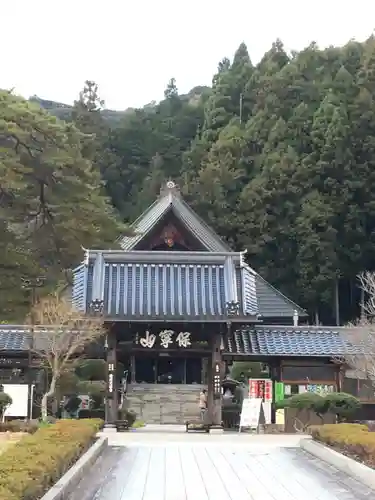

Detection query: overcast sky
xmin=2 ymin=1 xmax=374 ymax=110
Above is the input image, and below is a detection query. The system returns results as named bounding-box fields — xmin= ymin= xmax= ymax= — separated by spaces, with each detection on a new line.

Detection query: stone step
xmin=129 ymin=384 xmax=206 ymax=392
xmin=129 ymin=390 xmax=203 ymax=395
xmin=126 ymin=383 xmax=207 ymax=424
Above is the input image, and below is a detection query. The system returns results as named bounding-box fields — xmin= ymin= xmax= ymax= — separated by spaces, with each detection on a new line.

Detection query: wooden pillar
xmin=183 ymin=358 xmax=187 ymax=384
xmin=106 ymin=331 xmax=118 ymax=426
xmin=130 ymin=355 xmax=136 ymax=383
xmin=336 ymin=362 xmax=344 ymax=392
xmin=208 ymin=334 xmax=223 ymax=428
xmin=207 ymin=362 xmax=213 ymax=419
xmin=202 ymin=357 xmax=208 ymax=385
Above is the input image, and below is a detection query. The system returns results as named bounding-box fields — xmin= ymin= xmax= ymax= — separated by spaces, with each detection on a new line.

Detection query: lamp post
xmin=21 ymin=276 xmax=46 ymax=420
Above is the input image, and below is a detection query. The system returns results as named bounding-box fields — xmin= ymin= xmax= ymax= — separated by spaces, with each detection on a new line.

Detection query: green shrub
xmin=320 ymin=393 xmax=361 ymax=422
xmin=0 ymin=420 xmax=38 ymax=434
xmin=0 ymin=418 xmax=103 ymax=500
xmin=277 ymin=392 xmax=362 ymax=431
xmin=310 ymin=423 xmax=368 ymax=441
xmin=75 ymin=359 xmax=106 ymax=381
xmin=118 ymin=406 xmax=136 ymax=426
xmin=117 ymin=398 xmax=136 ymax=426
xmin=79 ymin=409 xmax=105 ymax=419
xmin=0 ymin=392 xmax=12 ymax=418
xmin=276 ymin=392 xmax=325 ymax=412
xmin=132 ymin=420 xmax=145 ymax=428
xmin=276 ymin=393 xmax=326 ymax=431
xmin=77 ymin=380 xmax=106 ymax=397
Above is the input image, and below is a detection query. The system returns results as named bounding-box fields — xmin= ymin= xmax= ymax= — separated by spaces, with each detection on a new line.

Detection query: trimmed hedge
xmin=311 ymin=423 xmax=375 ymax=468
xmin=0 ymin=420 xmax=39 ymax=434
xmin=0 ymin=418 xmax=103 ymax=500
xmin=78 ymin=409 xmax=105 ymax=420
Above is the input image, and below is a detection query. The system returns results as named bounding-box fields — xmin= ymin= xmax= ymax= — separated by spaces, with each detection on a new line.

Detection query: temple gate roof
xmin=118 ymin=180 xmax=231 ymax=252
xmin=73 ymin=181 xmax=306 ymax=321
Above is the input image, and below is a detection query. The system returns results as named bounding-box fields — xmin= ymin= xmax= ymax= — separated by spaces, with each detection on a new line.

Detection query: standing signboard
xmin=239 ymin=398 xmax=265 ymax=433
xmin=2 ymin=384 xmax=29 ymax=418
xmin=248 ymin=378 xmax=273 ymax=424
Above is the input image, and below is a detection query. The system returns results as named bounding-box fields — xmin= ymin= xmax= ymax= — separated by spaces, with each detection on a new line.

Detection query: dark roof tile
xmin=226 ymin=327 xmax=365 ymax=356
xmin=0 ymin=326 xmax=31 ymax=351
xmin=87 ymin=262 xmax=255 ymax=319
xmin=119 ymin=186 xmax=230 ymax=252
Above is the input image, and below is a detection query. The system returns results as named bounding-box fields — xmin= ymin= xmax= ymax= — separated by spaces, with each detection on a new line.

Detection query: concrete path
xmin=70 ymin=432 xmax=373 ymax=500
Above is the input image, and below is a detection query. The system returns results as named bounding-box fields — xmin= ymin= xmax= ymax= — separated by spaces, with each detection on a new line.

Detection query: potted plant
xmin=115 ymin=398 xmax=136 ymax=432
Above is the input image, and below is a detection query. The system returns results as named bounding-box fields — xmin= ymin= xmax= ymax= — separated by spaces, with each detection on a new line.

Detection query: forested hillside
xmin=2 ymin=37 xmax=375 ymax=325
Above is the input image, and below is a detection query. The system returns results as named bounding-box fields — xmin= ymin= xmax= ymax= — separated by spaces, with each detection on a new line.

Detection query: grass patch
xmin=132 ymin=420 xmax=145 ymax=428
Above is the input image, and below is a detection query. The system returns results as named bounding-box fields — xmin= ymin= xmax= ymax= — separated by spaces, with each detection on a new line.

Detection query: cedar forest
xmin=2 ymin=38 xmax=375 ymax=325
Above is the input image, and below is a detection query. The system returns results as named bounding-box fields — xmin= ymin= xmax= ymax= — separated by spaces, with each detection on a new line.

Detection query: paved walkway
xmin=71 ymin=431 xmax=373 ymax=500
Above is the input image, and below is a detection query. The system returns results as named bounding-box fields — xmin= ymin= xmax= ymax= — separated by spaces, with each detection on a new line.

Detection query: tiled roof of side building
xmin=226 ymin=326 xmax=366 ymax=356
xmin=0 ymin=326 xmax=31 ymax=351
xmin=0 ymin=326 xmax=96 ymax=352
xmin=0 ymin=324 xmax=369 ymax=357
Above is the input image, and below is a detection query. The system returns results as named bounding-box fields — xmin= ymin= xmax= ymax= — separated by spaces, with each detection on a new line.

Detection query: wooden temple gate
xmin=0 ymin=181 xmax=361 ymax=427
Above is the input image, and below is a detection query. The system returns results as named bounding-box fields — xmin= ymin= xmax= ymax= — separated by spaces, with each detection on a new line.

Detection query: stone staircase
xmin=126 ymin=384 xmax=207 ymax=424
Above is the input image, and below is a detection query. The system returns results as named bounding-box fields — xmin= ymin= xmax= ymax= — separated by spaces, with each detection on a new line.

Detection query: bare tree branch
xmin=27 ymin=295 xmax=105 ymax=420
xmin=334 ymin=272 xmax=375 ymax=393
xmin=358 ymin=271 xmax=375 ymax=317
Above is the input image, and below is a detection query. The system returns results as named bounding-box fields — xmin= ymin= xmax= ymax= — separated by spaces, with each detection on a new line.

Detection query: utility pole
xmin=21 ymin=276 xmax=45 ymax=420
xmin=239 ymin=93 xmax=243 ymax=124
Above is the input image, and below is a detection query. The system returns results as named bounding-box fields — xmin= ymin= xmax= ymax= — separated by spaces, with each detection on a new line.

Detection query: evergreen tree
xmin=0 ymin=90 xmax=125 ymax=319
xmin=189 ymin=122 xmax=247 ymax=247
xmin=72 ymin=80 xmax=107 ymax=160
xmin=6 ymin=36 xmax=375 ymax=323
xmin=238 ymin=147 xmax=301 ymax=300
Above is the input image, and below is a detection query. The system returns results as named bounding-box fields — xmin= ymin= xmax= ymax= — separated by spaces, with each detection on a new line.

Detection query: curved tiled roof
xmin=119 ymin=188 xmax=231 ymax=252
xmin=0 ymin=326 xmax=31 ymax=351
xmin=0 ymin=324 xmax=367 ymax=357
xmin=226 ymin=327 xmax=366 ymax=357
xmin=76 ymin=182 xmax=307 ymax=320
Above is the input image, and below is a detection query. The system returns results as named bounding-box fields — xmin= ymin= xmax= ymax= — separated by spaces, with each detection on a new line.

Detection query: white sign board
xmin=248 ymin=378 xmax=273 ymax=424
xmin=239 ymin=398 xmax=265 ymax=432
xmin=262 ymin=402 xmax=272 ymax=425
xmin=2 ymin=384 xmax=29 ymax=418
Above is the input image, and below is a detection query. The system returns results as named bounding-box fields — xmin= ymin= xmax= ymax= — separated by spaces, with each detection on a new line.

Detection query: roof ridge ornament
xmin=240 ymin=249 xmax=247 ymax=267
xmin=159 ymin=179 xmax=181 ymax=198
xmin=81 ymin=246 xmax=89 ymax=266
